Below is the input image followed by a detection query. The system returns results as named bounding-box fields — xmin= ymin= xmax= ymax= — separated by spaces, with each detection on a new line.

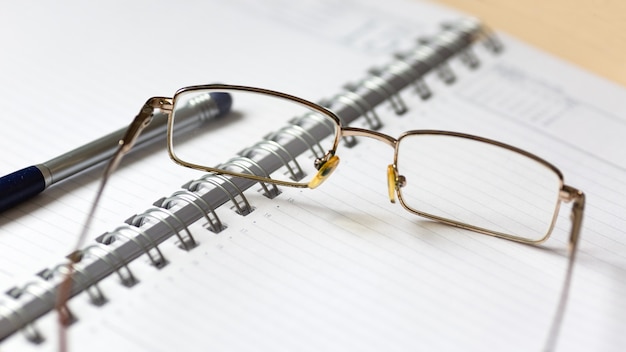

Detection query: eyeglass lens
xmin=170 ymin=89 xmax=340 ymax=185
xmin=396 ymin=133 xmax=563 ymax=242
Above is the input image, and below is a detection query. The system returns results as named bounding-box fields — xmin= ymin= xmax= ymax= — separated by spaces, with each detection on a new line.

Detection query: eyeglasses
xmin=61 ymin=84 xmax=585 ymax=351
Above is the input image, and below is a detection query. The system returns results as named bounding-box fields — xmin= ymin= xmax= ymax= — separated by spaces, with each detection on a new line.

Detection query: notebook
xmin=1 ymin=0 xmax=625 ymax=351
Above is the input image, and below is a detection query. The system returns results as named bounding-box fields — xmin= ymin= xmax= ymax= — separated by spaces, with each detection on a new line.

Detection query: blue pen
xmin=0 ymin=92 xmax=232 ymax=213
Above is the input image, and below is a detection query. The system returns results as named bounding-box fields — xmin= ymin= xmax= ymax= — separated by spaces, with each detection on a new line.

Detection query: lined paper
xmin=1 ymin=0 xmax=625 ymax=351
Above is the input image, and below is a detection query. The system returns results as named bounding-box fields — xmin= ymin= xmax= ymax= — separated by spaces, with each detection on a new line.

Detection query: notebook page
xmin=6 ymin=42 xmax=625 ymax=350
xmin=0 ymin=0 xmax=450 ymax=291
xmin=1 ymin=0 xmax=625 ymax=351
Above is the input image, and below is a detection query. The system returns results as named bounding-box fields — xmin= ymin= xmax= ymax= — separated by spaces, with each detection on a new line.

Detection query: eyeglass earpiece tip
xmin=308 ymin=155 xmax=340 ymax=189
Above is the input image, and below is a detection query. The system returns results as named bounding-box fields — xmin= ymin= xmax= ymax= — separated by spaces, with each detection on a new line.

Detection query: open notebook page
xmin=1 ymin=0 xmax=625 ymax=351
xmin=0 ymin=0 xmax=443 ymax=291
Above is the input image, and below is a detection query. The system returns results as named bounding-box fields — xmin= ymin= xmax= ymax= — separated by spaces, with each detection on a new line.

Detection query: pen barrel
xmin=0 ymin=91 xmax=229 ymax=213
xmin=42 ymin=112 xmax=170 ymax=185
xmin=0 ymin=166 xmax=46 ymax=212
xmin=42 ymin=101 xmax=221 ymax=186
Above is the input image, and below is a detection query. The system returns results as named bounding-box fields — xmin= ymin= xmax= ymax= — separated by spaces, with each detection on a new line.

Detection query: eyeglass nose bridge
xmin=341 ymin=126 xmax=397 ymax=148
xmin=340 ymin=126 xmax=402 ymax=202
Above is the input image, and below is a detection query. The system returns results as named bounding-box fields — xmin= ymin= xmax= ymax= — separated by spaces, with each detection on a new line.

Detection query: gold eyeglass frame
xmin=61 ymin=84 xmax=585 ymax=352
xmin=144 ymin=85 xmax=583 ymax=249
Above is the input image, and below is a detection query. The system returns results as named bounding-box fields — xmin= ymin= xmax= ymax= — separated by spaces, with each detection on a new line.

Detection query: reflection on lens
xmin=169 ymin=88 xmax=340 ymax=186
xmin=396 ymin=132 xmax=562 ymax=242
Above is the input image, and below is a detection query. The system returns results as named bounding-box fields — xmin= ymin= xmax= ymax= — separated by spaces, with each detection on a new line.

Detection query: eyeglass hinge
xmin=151 ymin=97 xmax=173 ymax=111
xmin=559 ymin=185 xmax=583 ymax=204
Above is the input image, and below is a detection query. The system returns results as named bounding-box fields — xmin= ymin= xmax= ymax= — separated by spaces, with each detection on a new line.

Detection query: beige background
xmin=435 ymin=0 xmax=626 ymax=86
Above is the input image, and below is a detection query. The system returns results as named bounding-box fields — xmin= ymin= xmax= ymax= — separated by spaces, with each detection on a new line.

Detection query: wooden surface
xmin=435 ymin=0 xmax=626 ymax=86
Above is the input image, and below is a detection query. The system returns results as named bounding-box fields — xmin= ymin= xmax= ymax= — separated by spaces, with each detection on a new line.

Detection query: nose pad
xmin=308 ymin=155 xmax=340 ymax=189
xmin=386 ymin=164 xmax=406 ymax=203
xmin=387 ymin=164 xmax=397 ymax=203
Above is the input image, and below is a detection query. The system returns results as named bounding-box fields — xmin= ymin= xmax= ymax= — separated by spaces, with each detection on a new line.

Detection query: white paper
xmin=1 ymin=0 xmax=625 ymax=351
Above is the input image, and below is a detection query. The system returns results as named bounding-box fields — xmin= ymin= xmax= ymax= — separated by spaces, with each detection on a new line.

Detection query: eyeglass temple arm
xmin=63 ymin=96 xmax=172 ymax=259
xmin=544 ymin=185 xmax=585 ymax=352
xmin=560 ymin=185 xmax=585 ymax=263
xmin=55 ymin=96 xmax=173 ymax=349
xmin=64 ymin=97 xmax=171 ymax=261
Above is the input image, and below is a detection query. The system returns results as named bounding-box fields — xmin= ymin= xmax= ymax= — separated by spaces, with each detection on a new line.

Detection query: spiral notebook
xmin=1 ymin=0 xmax=626 ymax=351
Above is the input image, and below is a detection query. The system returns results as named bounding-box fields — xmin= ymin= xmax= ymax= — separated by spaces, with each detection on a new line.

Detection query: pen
xmin=0 ymin=92 xmax=232 ymax=213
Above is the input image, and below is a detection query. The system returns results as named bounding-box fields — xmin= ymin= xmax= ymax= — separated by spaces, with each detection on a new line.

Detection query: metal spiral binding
xmin=421 ymin=26 xmax=484 ymax=70
xmin=240 ymin=140 xmax=305 ymax=181
xmin=6 ymin=279 xmax=79 ymax=336
xmin=79 ymin=245 xmax=138 ymax=287
xmin=129 ymin=208 xmax=197 ymax=251
xmin=290 ymin=110 xmax=336 ymax=137
xmin=386 ymin=57 xmax=433 ymax=100
xmin=0 ymin=303 xmax=42 ymax=344
xmin=100 ymin=225 xmax=168 ymax=269
xmin=6 ymin=282 xmax=57 ymax=343
xmin=40 ymin=263 xmax=107 ymax=306
xmin=159 ymin=190 xmax=226 ymax=233
xmin=265 ymin=125 xmax=326 ymax=160
xmin=328 ymin=90 xmax=383 ymax=130
xmin=290 ymin=108 xmax=357 ymax=148
xmin=1 ymin=294 xmax=45 ymax=343
xmin=414 ymin=40 xmax=458 ymax=84
xmin=437 ymin=29 xmax=481 ymax=68
xmin=0 ymin=19 xmax=503 ymax=344
xmin=450 ymin=18 xmax=503 ymax=54
xmin=219 ymin=157 xmax=281 ymax=199
xmin=185 ymin=174 xmax=254 ymax=216
xmin=356 ymin=72 xmax=408 ymax=115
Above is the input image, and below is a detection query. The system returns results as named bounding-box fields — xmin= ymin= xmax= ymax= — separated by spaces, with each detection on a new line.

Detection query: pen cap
xmin=212 ymin=91 xmax=233 ymax=118
xmin=0 ymin=166 xmax=46 ymax=212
